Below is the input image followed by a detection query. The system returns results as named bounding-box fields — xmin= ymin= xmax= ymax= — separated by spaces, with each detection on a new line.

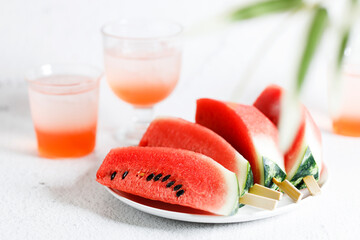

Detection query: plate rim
xmin=105 ymin=168 xmax=329 ymax=223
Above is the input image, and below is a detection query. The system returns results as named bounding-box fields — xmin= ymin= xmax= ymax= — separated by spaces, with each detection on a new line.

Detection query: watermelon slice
xmin=195 ymin=99 xmax=286 ymax=189
xmin=139 ymin=117 xmax=253 ymax=197
xmin=96 ymin=146 xmax=240 ymax=216
xmin=254 ymin=85 xmax=323 ymax=188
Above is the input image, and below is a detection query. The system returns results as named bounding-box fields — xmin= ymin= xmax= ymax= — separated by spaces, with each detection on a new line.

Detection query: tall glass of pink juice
xmin=26 ymin=64 xmax=102 ymax=158
xmin=102 ymin=19 xmax=182 ymax=144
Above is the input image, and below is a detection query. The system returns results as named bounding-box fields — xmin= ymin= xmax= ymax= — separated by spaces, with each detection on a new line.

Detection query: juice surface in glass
xmin=28 ymin=75 xmax=99 ymax=158
xmin=332 ymin=71 xmax=360 ymax=137
xmin=104 ymin=49 xmax=181 ymax=107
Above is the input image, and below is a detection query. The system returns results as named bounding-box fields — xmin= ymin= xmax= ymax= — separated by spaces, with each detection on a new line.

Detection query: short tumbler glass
xmin=26 ymin=64 xmax=102 ymax=158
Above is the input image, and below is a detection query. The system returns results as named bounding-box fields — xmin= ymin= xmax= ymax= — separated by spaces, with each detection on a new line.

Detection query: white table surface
xmin=1 ymin=1 xmax=360 ymax=239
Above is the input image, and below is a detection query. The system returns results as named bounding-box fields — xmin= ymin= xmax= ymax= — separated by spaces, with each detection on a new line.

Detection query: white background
xmin=1 ymin=0 xmax=360 ymax=239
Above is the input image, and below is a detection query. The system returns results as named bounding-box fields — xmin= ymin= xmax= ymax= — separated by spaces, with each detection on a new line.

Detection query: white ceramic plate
xmin=105 ymin=168 xmax=328 ymax=223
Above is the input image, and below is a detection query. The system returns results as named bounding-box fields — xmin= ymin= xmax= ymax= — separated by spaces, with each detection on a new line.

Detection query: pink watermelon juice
xmin=254 ymin=85 xmax=323 ymax=188
xmin=139 ymin=117 xmax=253 ymax=197
xmin=196 ymin=99 xmax=286 ymax=189
xmin=333 ymin=117 xmax=360 ymax=136
xmin=96 ymin=147 xmax=240 ymax=216
xmin=35 ymin=125 xmax=96 ymax=158
xmin=104 ymin=49 xmax=181 ymax=107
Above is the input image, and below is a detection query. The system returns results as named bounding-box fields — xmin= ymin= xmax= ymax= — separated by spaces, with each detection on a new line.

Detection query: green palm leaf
xmin=230 ymin=0 xmax=304 ymax=21
xmin=337 ymin=29 xmax=350 ymax=69
xmin=296 ymin=6 xmax=328 ymax=92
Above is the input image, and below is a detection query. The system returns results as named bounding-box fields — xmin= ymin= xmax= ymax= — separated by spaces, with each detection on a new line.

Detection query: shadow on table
xmin=0 ymin=83 xmax=40 ymax=157
xmin=44 ymin=158 xmax=223 ymax=231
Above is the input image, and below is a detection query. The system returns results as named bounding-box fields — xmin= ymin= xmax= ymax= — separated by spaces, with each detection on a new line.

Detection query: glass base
xmin=114 ymin=107 xmax=153 ymax=145
xmin=115 ymin=124 xmax=149 ymax=146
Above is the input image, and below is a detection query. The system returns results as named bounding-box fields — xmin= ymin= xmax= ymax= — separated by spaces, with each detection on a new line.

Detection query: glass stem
xmin=132 ymin=107 xmax=154 ymax=127
xmin=124 ymin=107 xmax=154 ymax=145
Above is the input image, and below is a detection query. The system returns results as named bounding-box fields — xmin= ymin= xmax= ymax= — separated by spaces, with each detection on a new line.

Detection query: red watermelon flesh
xmin=283 ymin=108 xmax=324 ymax=181
xmin=139 ymin=117 xmax=253 ymax=197
xmin=253 ymin=84 xmax=282 ymax=126
xmin=253 ymin=85 xmax=323 ymax=185
xmin=195 ymin=99 xmax=285 ymax=188
xmin=96 ymin=146 xmax=239 ymax=216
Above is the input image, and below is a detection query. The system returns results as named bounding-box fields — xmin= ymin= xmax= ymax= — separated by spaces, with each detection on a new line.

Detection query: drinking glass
xmin=102 ymin=19 xmax=182 ymax=144
xmin=26 ymin=64 xmax=102 ymax=158
xmin=330 ymin=64 xmax=360 ymax=137
xmin=329 ymin=16 xmax=360 ymax=137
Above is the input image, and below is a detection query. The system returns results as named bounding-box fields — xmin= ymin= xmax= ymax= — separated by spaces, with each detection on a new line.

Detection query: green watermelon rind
xmin=233 ymin=175 xmax=242 ymax=211
xmin=239 ymin=163 xmax=254 ymax=208
xmin=242 ymin=162 xmax=254 ymax=196
xmin=263 ymin=156 xmax=287 ymax=190
xmin=289 ymin=147 xmax=319 ymax=189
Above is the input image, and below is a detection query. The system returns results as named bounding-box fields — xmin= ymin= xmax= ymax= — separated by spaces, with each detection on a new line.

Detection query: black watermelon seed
xmin=162 ymin=175 xmax=171 ymax=182
xmin=122 ymin=171 xmax=128 ymax=179
xmin=154 ymin=174 xmax=163 ymax=181
xmin=110 ymin=172 xmax=117 ymax=180
xmin=176 ymin=190 xmax=185 ymax=197
xmin=166 ymin=181 xmax=175 ymax=188
xmin=146 ymin=173 xmax=155 ymax=181
xmin=173 ymin=185 xmax=182 ymax=191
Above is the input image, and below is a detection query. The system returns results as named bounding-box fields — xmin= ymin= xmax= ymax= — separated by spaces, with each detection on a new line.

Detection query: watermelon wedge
xmin=139 ymin=117 xmax=253 ymax=197
xmin=96 ymin=147 xmax=240 ymax=216
xmin=254 ymin=85 xmax=323 ymax=188
xmin=196 ymin=99 xmax=286 ymax=189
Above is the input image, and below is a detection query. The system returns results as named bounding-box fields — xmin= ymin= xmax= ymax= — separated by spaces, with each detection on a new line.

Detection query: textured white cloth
xmin=1 ymin=1 xmax=360 ymax=239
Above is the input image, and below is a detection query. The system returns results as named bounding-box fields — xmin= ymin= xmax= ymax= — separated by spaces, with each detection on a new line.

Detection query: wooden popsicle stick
xmin=272 ymin=178 xmax=303 ymax=203
xmin=249 ymin=184 xmax=283 ymax=200
xmin=303 ymin=175 xmax=321 ymax=196
xmin=239 ymin=193 xmax=278 ymax=210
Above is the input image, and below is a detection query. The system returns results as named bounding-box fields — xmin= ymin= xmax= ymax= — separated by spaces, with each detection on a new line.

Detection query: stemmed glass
xmin=102 ymin=19 xmax=182 ymax=144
